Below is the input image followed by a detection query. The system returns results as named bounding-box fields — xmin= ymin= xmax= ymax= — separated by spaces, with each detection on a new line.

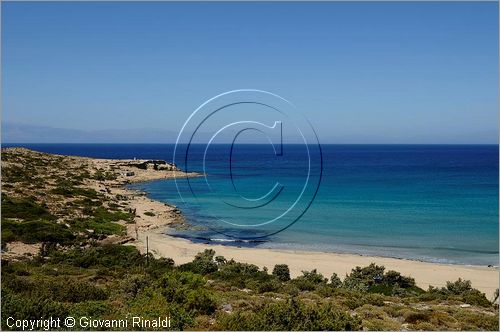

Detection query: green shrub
xmin=50 ymin=244 xmax=145 ymax=269
xmin=92 ymin=207 xmax=133 ymax=222
xmin=343 ymin=264 xmax=419 ymax=296
xmin=216 ymin=298 xmax=362 ymax=330
xmin=344 ymin=263 xmax=384 ymax=290
xmin=93 ymin=169 xmax=117 ymax=181
xmin=447 ymin=278 xmax=472 ymax=295
xmin=1 ymin=289 xmax=68 ymax=327
xmin=330 ymin=273 xmax=342 ymax=288
xmin=214 ymin=259 xmax=271 ymax=290
xmin=1 ymin=219 xmax=75 ymax=244
xmin=51 ymin=186 xmax=100 ymax=199
xmin=4 ymin=276 xmax=107 ymax=303
xmin=292 ymin=269 xmax=328 ymax=291
xmin=257 ymin=279 xmax=282 ymax=293
xmin=461 ymin=289 xmax=491 ymax=307
xmin=181 ymin=249 xmax=218 ymax=275
xmin=146 ymin=257 xmax=175 ymax=278
xmin=72 ymin=217 xmax=126 ymax=236
xmin=272 ymin=264 xmax=290 ymax=282
xmin=384 ymin=270 xmax=416 ymax=288
xmin=68 ymin=300 xmax=110 ymax=318
xmin=1 ymin=195 xmax=55 ymax=221
xmin=120 ymin=275 xmax=152 ymax=298
xmin=159 ymin=271 xmax=216 ymax=315
xmin=185 ymin=288 xmax=217 ymax=315
xmin=422 ymin=279 xmax=491 ymax=307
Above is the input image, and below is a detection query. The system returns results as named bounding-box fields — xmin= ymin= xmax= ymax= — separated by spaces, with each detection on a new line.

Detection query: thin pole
xmin=146 ymin=236 xmax=149 ymax=266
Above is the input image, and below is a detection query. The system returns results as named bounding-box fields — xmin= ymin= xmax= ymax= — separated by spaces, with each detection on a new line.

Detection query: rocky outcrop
xmin=117 ymin=160 xmax=179 ymax=171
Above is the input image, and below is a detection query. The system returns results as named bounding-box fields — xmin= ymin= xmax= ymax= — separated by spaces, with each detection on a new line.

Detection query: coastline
xmin=3 ymin=148 xmax=498 ymax=299
xmin=134 ymin=226 xmax=498 ymax=299
xmin=106 ymin=162 xmax=498 ymax=299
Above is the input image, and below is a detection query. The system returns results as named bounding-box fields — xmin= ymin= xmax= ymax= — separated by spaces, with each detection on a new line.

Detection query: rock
xmin=222 ymin=303 xmax=233 ymax=313
xmin=101 ymin=236 xmax=130 ymax=244
xmin=158 ymin=164 xmax=177 ymax=171
xmin=460 ymin=304 xmax=471 ymax=308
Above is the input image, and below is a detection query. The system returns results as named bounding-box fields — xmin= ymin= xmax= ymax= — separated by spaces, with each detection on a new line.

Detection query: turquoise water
xmin=132 ymin=144 xmax=499 ymax=266
xmin=7 ymin=144 xmax=498 ymax=266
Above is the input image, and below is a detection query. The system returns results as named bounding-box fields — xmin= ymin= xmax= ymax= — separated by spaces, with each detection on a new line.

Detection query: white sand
xmin=66 ymin=152 xmax=498 ymax=299
xmin=8 ymin=148 xmax=495 ymax=298
xmin=131 ymin=227 xmax=498 ymax=299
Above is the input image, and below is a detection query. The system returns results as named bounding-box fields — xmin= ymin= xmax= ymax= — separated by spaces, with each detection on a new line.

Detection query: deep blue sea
xmin=5 ymin=143 xmax=498 ymax=266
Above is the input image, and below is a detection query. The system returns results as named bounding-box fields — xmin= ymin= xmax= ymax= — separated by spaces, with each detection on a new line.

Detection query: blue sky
xmin=2 ymin=2 xmax=498 ymax=143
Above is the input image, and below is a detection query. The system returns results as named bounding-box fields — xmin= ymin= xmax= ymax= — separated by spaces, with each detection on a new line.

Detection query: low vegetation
xmin=2 ymin=247 xmax=498 ymax=330
xmin=1 ymin=148 xmax=498 ymax=330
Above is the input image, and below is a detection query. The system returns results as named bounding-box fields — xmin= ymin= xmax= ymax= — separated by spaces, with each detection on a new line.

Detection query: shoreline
xmin=160 ymin=231 xmax=499 ymax=268
xmin=3 ymin=148 xmax=498 ymax=298
xmin=133 ymin=224 xmax=498 ymax=299
xmin=113 ymin=172 xmax=499 ymax=299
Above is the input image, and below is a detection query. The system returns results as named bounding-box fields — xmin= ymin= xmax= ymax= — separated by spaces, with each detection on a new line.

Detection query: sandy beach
xmin=132 ymin=226 xmax=498 ymax=299
xmin=90 ymin=156 xmax=498 ymax=299
xmin=3 ymin=148 xmax=497 ymax=299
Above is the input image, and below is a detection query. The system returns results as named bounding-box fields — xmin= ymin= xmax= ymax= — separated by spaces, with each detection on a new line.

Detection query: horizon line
xmin=3 ymin=142 xmax=499 ymax=146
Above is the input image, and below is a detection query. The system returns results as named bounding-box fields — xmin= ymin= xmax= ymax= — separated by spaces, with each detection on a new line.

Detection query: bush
xmin=344 ymin=263 xmax=384 ymax=290
xmin=72 ymin=217 xmax=126 ymax=236
xmin=215 ymin=255 xmax=227 ymax=265
xmin=93 ymin=169 xmax=117 ymax=181
xmin=292 ymin=269 xmax=328 ymax=291
xmin=146 ymin=257 xmax=175 ymax=278
xmin=343 ymin=264 xmax=420 ymax=296
xmin=1 ymin=289 xmax=68 ymax=327
xmin=68 ymin=300 xmax=110 ymax=318
xmin=159 ymin=271 xmax=216 ymax=315
xmin=216 ymin=298 xmax=362 ymax=330
xmin=185 ymin=288 xmax=217 ymax=315
xmin=51 ymin=186 xmax=100 ymax=199
xmin=384 ymin=270 xmax=416 ymax=288
xmin=330 ymin=273 xmax=342 ymax=288
xmin=272 ymin=264 xmax=290 ymax=282
xmin=91 ymin=207 xmax=133 ymax=223
xmin=214 ymin=259 xmax=271 ymax=290
xmin=50 ymin=244 xmax=145 ymax=269
xmin=447 ymin=278 xmax=472 ymax=295
xmin=257 ymin=279 xmax=282 ymax=293
xmin=1 ymin=195 xmax=55 ymax=221
xmin=4 ymin=276 xmax=107 ymax=303
xmin=181 ymin=249 xmax=218 ymax=275
xmin=120 ymin=275 xmax=152 ymax=298
xmin=2 ymin=219 xmax=75 ymax=244
xmin=422 ymin=279 xmax=491 ymax=307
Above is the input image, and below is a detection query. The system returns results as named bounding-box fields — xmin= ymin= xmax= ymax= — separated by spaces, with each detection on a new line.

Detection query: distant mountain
xmin=2 ymin=122 xmax=497 ymax=145
xmin=2 ymin=123 xmax=179 ymax=144
xmin=2 ymin=122 xmax=302 ymax=144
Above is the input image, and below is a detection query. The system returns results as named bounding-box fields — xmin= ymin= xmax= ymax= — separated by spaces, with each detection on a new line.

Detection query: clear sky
xmin=2 ymin=2 xmax=498 ymax=143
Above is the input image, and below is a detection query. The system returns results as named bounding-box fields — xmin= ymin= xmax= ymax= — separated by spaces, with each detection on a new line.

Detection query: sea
xmin=5 ymin=143 xmax=498 ymax=266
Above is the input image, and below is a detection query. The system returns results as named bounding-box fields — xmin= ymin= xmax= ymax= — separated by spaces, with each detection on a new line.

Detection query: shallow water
xmin=9 ymin=143 xmax=499 ymax=266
